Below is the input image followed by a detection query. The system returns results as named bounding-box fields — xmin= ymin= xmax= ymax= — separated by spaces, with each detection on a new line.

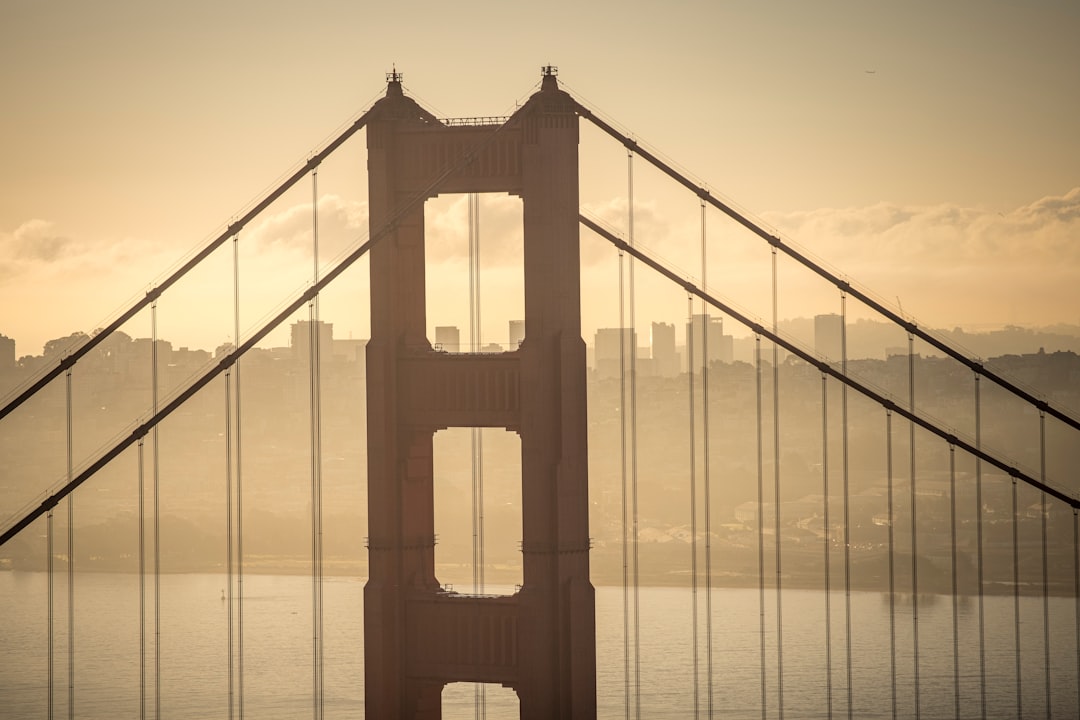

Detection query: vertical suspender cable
xmin=974 ymin=373 xmax=986 ymax=716
xmin=755 ymin=334 xmax=766 ymax=720
xmin=226 ymin=233 xmax=239 ymax=720
xmin=822 ymin=373 xmax=833 ymax=719
xmin=1074 ymin=508 xmax=1079 ymax=715
xmin=1039 ymin=410 xmax=1051 ymax=719
xmin=886 ymin=409 xmax=897 ymax=720
xmin=628 ymin=150 xmax=642 ymax=720
xmin=948 ymin=443 xmax=960 ymax=719
xmin=468 ymin=191 xmax=486 ymax=718
xmin=698 ymin=196 xmax=713 ymax=720
xmin=66 ymin=368 xmax=74 ymax=720
xmin=48 ymin=506 xmax=54 ymax=719
xmin=470 ymin=192 xmax=478 ymax=590
xmin=234 ymin=234 xmax=245 ymax=720
xmin=772 ymin=247 xmax=784 ymax=720
xmin=470 ymin=191 xmax=479 ymax=718
xmin=309 ymin=167 xmax=325 ymax=720
xmin=618 ymin=243 xmax=631 ymax=720
xmin=1012 ymin=474 xmax=1023 ymax=718
xmin=139 ymin=435 xmax=147 ymax=720
xmin=151 ymin=299 xmax=161 ymax=720
xmin=688 ymin=293 xmax=700 ymax=720
xmin=907 ymin=332 xmax=920 ymax=720
xmin=225 ymin=368 xmax=234 ymax=720
xmin=840 ymin=293 xmax=853 ymax=720
xmin=475 ymin=194 xmax=485 ymax=609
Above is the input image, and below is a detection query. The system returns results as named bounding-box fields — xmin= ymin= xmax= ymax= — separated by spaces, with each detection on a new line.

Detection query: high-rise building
xmin=651 ymin=322 xmax=678 ymax=377
xmin=686 ymin=314 xmax=732 ymax=370
xmin=291 ymin=319 xmax=334 ymax=360
xmin=434 ymin=325 xmax=460 ymax=353
xmin=814 ymin=313 xmax=843 ymax=362
xmin=0 ymin=334 xmax=14 ymax=369
xmin=508 ymin=319 xmax=525 ymax=348
xmin=594 ymin=327 xmax=635 ymax=379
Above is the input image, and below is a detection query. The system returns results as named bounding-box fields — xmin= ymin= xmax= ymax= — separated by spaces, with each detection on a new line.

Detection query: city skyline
xmin=2 ymin=3 xmax=1079 ymax=358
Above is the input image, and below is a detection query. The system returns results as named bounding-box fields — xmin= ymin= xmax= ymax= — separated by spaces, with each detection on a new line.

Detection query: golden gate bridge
xmin=1 ymin=67 xmax=1078 ymax=719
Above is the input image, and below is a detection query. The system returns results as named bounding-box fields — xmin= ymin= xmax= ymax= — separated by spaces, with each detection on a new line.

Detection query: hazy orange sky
xmin=2 ymin=1 xmax=1079 ymax=357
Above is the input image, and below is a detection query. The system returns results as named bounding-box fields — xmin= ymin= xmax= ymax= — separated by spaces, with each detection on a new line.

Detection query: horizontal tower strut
xmin=573 ymin=101 xmax=1080 ymax=435
xmin=580 ymin=214 xmax=1080 ymax=510
xmin=0 ymin=113 xmax=519 ymax=548
xmin=0 ymin=110 xmax=376 ymax=423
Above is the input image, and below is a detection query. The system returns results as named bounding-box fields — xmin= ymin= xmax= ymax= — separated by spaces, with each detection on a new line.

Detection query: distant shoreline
xmin=3 ymin=557 xmax=1073 ymax=598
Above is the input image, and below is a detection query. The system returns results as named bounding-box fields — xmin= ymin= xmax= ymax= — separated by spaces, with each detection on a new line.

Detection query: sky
xmin=2 ymin=0 xmax=1079 ymax=358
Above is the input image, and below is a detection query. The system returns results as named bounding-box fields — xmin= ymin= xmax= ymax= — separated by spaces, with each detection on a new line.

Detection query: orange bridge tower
xmin=363 ymin=68 xmax=596 ymax=718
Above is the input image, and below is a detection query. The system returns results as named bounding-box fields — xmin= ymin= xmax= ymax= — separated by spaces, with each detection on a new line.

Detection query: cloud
xmin=760 ymin=187 xmax=1080 ymax=270
xmin=244 ymin=194 xmax=369 ymax=254
xmin=425 ymin=194 xmax=523 ymax=266
xmin=11 ymin=219 xmax=73 ymax=261
xmin=0 ymin=220 xmax=76 ymax=279
xmin=579 ymin=197 xmax=682 ymax=267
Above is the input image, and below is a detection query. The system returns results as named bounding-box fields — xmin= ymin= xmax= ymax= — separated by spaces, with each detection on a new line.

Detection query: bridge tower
xmin=363 ymin=69 xmax=596 ymax=718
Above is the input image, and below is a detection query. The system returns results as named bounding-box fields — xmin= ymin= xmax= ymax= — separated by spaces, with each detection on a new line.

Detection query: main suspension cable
xmin=573 ymin=101 xmax=1080 ymax=434
xmin=578 ymin=216 xmax=1078 ymax=508
xmin=0 ymin=108 xmax=377 ymax=425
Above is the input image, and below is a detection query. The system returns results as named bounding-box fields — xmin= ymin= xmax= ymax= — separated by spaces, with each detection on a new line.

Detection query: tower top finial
xmin=386 ymin=64 xmax=403 ymax=96
xmin=541 ymin=64 xmax=558 ymax=91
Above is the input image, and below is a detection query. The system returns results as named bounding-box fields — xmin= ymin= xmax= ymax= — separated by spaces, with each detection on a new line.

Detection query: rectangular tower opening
xmin=424 ymin=193 xmax=524 ymax=352
xmin=433 ymin=426 xmax=522 ymax=592
xmin=441 ymin=683 xmax=520 ymax=717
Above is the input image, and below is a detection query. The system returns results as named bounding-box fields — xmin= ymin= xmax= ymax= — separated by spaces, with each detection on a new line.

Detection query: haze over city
xmin=3 ymin=3 xmax=1080 ymax=717
xmin=2 ymin=1 xmax=1079 ymax=358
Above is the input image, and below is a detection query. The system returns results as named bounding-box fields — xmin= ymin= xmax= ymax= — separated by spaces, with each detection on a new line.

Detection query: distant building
xmin=686 ymin=314 xmax=732 ymax=370
xmin=651 ymin=322 xmax=678 ymax=377
xmin=814 ymin=313 xmax=843 ymax=362
xmin=435 ymin=326 xmax=460 ymax=352
xmin=131 ymin=337 xmax=173 ymax=367
xmin=0 ymin=334 xmax=14 ymax=370
xmin=291 ymin=319 xmax=333 ymax=361
xmin=594 ymin=327 xmax=635 ymax=379
xmin=509 ymin=319 xmax=525 ymax=348
xmin=333 ymin=338 xmax=367 ymax=363
xmin=885 ymin=346 xmax=909 ymax=359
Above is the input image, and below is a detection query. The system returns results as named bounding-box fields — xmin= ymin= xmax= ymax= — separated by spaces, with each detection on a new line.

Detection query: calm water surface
xmin=1 ymin=572 xmax=1077 ymax=718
